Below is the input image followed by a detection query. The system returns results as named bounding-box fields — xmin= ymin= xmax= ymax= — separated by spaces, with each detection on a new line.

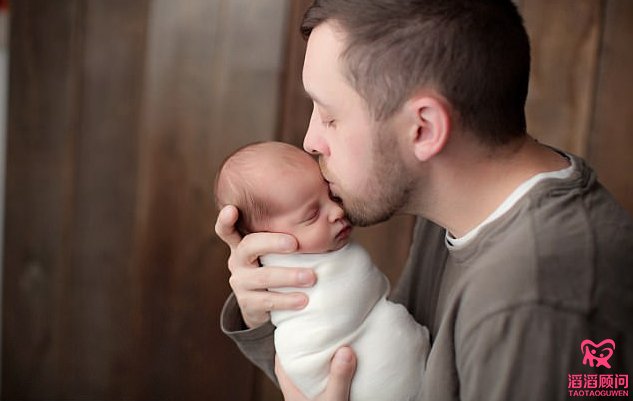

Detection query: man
xmin=217 ymin=1 xmax=633 ymax=400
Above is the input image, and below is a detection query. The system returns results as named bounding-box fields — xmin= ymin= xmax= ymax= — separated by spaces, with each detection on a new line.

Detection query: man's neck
xmin=410 ymin=136 xmax=570 ymax=238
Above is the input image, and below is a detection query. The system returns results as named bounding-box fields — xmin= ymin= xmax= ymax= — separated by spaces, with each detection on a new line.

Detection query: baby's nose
xmin=328 ymin=203 xmax=345 ymax=223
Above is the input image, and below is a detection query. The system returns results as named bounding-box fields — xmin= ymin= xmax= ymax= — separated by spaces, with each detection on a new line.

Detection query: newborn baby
xmin=215 ymin=141 xmax=428 ymax=400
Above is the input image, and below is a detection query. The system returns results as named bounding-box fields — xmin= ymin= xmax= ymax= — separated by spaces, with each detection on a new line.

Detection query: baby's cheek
xmin=319 ymin=225 xmax=336 ymax=251
xmin=300 ymin=225 xmax=330 ymax=253
xmin=310 ymin=231 xmax=327 ymax=252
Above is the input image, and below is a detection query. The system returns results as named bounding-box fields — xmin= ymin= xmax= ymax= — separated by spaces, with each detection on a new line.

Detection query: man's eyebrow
xmin=303 ymin=88 xmax=330 ymax=109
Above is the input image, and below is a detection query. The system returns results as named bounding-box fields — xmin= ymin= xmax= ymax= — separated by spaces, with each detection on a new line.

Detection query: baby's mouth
xmin=336 ymin=221 xmax=353 ymax=241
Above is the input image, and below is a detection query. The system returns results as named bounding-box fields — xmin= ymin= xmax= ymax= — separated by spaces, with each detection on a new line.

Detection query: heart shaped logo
xmin=581 ymin=339 xmax=615 ymax=368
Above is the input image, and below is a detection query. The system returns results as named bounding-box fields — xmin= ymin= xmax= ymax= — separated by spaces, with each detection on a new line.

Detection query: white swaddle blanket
xmin=261 ymin=242 xmax=429 ymax=401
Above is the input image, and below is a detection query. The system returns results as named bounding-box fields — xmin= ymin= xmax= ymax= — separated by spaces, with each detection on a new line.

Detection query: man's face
xmin=302 ymin=21 xmax=413 ymax=226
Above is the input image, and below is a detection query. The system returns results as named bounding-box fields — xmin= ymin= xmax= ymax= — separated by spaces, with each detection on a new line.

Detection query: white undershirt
xmin=446 ymin=154 xmax=575 ymax=250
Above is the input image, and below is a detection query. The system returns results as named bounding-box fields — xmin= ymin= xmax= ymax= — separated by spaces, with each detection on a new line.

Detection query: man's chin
xmin=344 ymin=203 xmax=395 ymax=228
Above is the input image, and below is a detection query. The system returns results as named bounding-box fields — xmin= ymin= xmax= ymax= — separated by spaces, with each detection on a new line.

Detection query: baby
xmin=215 ymin=141 xmax=428 ymax=401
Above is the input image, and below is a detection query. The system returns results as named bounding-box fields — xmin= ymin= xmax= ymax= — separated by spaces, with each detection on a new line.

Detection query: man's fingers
xmin=230 ymin=266 xmax=316 ymax=291
xmin=237 ymin=290 xmax=308 ymax=320
xmin=236 ymin=231 xmax=298 ymax=265
xmin=229 ymin=267 xmax=314 ymax=328
xmin=323 ymin=347 xmax=356 ymax=400
xmin=230 ymin=265 xmax=315 ymax=329
xmin=215 ymin=205 xmax=241 ymax=249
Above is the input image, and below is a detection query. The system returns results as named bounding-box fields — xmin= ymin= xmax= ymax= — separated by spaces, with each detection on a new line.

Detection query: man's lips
xmin=326 ymin=181 xmax=343 ymax=203
xmin=321 ymin=168 xmax=340 ymax=200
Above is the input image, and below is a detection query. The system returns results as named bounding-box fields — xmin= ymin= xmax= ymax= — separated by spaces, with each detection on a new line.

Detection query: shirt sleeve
xmin=456 ymin=304 xmax=597 ymax=401
xmin=220 ymin=293 xmax=278 ymax=385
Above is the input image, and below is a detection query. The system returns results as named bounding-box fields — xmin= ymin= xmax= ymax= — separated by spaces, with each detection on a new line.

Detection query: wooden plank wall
xmin=3 ymin=1 xmax=151 ymax=399
xmin=2 ymin=0 xmax=288 ymax=400
xmin=521 ymin=0 xmax=633 ymax=212
xmin=130 ymin=1 xmax=287 ymax=400
xmin=1 ymin=1 xmax=631 ymax=401
xmin=587 ymin=0 xmax=633 ymax=210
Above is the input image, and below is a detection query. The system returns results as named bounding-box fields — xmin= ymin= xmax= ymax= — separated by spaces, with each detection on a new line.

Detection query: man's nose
xmin=303 ymin=109 xmax=329 ymax=156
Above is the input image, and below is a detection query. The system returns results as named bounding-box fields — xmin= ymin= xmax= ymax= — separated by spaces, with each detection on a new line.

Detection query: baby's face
xmin=262 ymin=161 xmax=352 ymax=253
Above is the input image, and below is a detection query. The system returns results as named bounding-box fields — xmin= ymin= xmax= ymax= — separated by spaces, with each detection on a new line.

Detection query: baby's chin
xmin=299 ymin=235 xmax=352 ymax=254
xmin=330 ymin=237 xmax=351 ymax=252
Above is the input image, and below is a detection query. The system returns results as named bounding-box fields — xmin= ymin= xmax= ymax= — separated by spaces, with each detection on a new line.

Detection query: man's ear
xmin=406 ymin=95 xmax=451 ymax=162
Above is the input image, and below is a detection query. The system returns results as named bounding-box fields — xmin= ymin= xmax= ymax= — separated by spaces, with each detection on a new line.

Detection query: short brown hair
xmin=301 ymin=0 xmax=531 ymax=146
xmin=214 ymin=143 xmax=271 ymax=236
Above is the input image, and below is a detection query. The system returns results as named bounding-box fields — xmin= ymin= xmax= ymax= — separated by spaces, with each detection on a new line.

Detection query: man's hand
xmin=276 ymin=348 xmax=357 ymax=401
xmin=215 ymin=205 xmax=317 ymax=328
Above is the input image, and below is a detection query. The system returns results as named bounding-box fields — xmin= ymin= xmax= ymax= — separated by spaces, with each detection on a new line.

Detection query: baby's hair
xmin=215 ymin=142 xmax=270 ymax=236
xmin=214 ymin=141 xmax=311 ymax=236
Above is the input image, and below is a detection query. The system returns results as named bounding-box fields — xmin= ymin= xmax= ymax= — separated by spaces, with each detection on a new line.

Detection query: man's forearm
xmin=221 ymin=293 xmax=278 ymax=384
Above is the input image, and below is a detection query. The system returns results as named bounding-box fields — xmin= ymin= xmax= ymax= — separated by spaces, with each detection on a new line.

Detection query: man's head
xmin=215 ymin=142 xmax=352 ymax=253
xmin=301 ymin=0 xmax=531 ymax=226
xmin=301 ymin=0 xmax=530 ymax=145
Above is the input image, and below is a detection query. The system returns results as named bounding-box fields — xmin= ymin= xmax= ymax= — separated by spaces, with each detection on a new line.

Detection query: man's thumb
xmin=323 ymin=347 xmax=356 ymax=400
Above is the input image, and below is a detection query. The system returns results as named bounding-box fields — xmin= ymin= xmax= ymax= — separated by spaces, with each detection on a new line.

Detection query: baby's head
xmin=215 ymin=142 xmax=352 ymax=253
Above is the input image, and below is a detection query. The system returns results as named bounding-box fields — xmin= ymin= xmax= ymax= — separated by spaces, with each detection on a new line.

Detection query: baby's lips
xmin=336 ymin=223 xmax=353 ymax=240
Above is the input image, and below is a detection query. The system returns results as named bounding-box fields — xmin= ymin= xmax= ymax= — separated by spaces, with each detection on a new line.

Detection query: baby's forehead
xmin=259 ymin=154 xmax=322 ymax=205
xmin=227 ymin=142 xmax=322 ymax=196
xmin=260 ymin=146 xmax=317 ymax=174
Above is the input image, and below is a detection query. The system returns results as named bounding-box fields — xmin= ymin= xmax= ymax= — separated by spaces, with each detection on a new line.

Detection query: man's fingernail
xmin=335 ymin=348 xmax=353 ymax=363
xmin=281 ymin=237 xmax=296 ymax=250
xmin=298 ymin=271 xmax=313 ymax=285
xmin=294 ymin=295 xmax=308 ymax=308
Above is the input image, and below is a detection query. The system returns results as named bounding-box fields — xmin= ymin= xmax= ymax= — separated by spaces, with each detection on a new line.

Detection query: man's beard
xmin=321 ymin=125 xmax=413 ymax=227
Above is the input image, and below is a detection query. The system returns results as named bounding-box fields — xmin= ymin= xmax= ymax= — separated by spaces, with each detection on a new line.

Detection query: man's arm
xmin=221 ymin=292 xmax=277 ymax=382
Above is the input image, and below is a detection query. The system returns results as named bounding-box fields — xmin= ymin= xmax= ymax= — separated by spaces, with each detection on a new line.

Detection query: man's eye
xmin=322 ymin=120 xmax=335 ymax=128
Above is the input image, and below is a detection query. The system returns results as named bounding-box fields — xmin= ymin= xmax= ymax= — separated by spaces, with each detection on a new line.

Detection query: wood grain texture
xmin=277 ymin=0 xmax=313 ymax=149
xmin=3 ymin=0 xmax=151 ymax=399
xmin=60 ymin=1 xmax=150 ymax=398
xmin=587 ymin=0 xmax=633 ymax=213
xmin=2 ymin=1 xmax=84 ymax=398
xmin=131 ymin=0 xmax=287 ymax=400
xmin=521 ymin=0 xmax=602 ymax=156
xmin=2 ymin=0 xmax=289 ymax=400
